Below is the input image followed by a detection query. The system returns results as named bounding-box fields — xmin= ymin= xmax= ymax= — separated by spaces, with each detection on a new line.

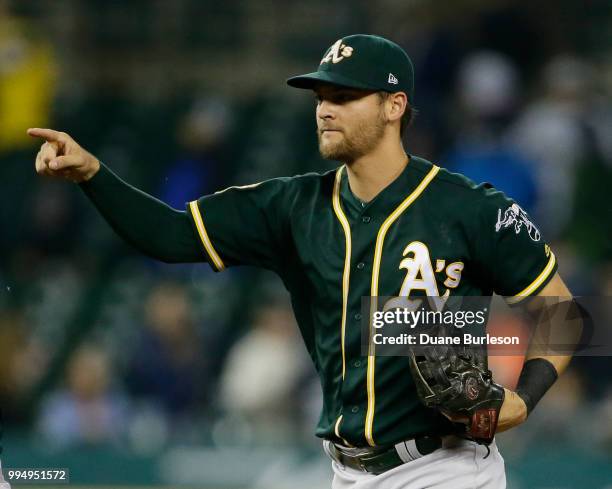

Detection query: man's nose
xmin=317 ymin=100 xmax=336 ymax=120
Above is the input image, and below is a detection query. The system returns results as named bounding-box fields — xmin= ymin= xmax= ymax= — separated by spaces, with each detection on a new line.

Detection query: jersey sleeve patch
xmin=188 ymin=200 xmax=226 ymax=272
xmin=470 ymin=186 xmax=557 ymax=298
xmin=495 ymin=203 xmax=541 ymax=242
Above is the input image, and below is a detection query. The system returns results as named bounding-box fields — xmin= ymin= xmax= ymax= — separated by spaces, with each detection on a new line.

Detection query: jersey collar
xmin=339 ymin=156 xmax=435 ymax=219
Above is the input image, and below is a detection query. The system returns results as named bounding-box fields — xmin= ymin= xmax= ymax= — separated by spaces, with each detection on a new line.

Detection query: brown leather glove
xmin=409 ymin=330 xmax=504 ymax=445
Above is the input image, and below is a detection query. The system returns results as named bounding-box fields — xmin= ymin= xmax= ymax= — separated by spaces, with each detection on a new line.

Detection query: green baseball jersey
xmin=186 ymin=156 xmax=557 ymax=447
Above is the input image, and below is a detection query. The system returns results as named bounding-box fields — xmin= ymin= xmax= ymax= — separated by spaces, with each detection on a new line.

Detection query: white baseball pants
xmin=329 ymin=438 xmax=506 ymax=489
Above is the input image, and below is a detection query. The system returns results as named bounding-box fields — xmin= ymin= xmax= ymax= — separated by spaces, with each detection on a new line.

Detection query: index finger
xmin=27 ymin=128 xmax=65 ymax=143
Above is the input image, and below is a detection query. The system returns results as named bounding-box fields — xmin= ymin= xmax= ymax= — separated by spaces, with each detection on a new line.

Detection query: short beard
xmin=318 ymin=110 xmax=387 ymax=163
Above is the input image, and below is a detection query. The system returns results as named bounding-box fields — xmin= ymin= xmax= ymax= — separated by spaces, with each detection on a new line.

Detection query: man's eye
xmin=315 ymin=92 xmax=356 ymax=104
xmin=335 ymin=94 xmax=355 ymax=103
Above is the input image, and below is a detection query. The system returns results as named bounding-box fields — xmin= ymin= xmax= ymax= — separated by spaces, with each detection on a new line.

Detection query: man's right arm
xmin=28 ymin=128 xmax=204 ymax=263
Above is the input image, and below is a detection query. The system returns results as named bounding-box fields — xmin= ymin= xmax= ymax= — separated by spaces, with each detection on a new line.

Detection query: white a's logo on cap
xmin=388 ymin=73 xmax=399 ymax=85
xmin=321 ymin=39 xmax=354 ymax=65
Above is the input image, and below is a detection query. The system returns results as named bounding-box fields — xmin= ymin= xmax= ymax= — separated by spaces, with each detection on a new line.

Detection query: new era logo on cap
xmin=388 ymin=73 xmax=398 ymax=85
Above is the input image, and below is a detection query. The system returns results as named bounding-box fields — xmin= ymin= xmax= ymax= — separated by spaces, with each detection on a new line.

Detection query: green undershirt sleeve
xmin=79 ymin=163 xmax=204 ymax=263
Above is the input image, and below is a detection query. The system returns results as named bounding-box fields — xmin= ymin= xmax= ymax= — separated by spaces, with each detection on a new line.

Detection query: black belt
xmin=324 ymin=435 xmax=443 ymax=475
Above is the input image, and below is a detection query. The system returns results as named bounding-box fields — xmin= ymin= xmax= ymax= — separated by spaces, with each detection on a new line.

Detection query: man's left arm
xmin=497 ymin=272 xmax=581 ymax=432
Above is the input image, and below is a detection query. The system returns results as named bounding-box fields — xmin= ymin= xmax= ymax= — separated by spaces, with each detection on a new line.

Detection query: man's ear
xmin=387 ymin=92 xmax=408 ymax=123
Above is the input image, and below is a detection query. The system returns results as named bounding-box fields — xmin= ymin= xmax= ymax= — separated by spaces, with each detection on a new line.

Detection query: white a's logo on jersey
xmin=385 ymin=242 xmax=451 ymax=312
xmin=320 ymin=39 xmax=354 ymax=65
xmin=495 ymin=203 xmax=541 ymax=242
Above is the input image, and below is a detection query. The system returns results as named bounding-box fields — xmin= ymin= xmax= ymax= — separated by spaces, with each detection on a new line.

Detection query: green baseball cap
xmin=287 ymin=34 xmax=415 ymax=101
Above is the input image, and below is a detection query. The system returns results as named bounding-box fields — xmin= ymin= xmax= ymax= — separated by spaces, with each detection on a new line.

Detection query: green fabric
xmin=287 ymin=34 xmax=415 ymax=100
xmin=187 ymin=155 xmax=557 ymax=447
xmin=79 ymin=163 xmax=203 ymax=263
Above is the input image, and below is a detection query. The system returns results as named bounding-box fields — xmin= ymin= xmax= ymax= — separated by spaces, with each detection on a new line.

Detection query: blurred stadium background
xmin=1 ymin=0 xmax=611 ymax=487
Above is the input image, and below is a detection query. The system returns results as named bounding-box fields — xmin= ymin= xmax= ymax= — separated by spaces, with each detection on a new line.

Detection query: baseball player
xmin=0 ymin=460 xmax=8 ymax=489
xmin=29 ymin=35 xmax=578 ymax=489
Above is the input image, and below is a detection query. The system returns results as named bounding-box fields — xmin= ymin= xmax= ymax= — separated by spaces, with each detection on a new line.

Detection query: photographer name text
xmin=372 ymin=332 xmax=520 ymax=345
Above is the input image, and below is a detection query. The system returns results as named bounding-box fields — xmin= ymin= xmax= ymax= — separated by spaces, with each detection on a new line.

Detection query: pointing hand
xmin=28 ymin=128 xmax=100 ymax=183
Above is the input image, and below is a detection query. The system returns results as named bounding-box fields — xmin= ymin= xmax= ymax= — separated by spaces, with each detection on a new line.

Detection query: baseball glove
xmin=408 ymin=324 xmax=505 ymax=445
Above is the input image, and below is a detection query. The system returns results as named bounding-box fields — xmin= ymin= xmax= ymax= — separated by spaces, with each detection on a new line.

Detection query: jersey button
xmin=353 ymin=360 xmax=361 ymax=368
xmin=351 ymin=406 xmax=360 ymax=413
xmin=354 ymin=313 xmax=362 ymax=321
xmin=362 ymin=216 xmax=371 ymax=223
xmin=356 ymin=262 xmax=365 ymax=270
